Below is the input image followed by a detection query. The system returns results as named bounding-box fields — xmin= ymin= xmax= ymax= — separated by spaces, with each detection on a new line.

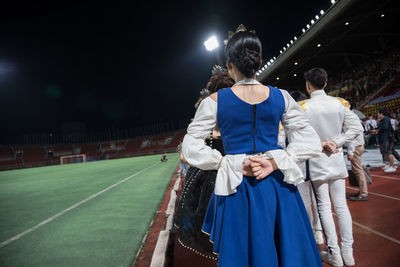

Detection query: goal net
xmin=60 ymin=154 xmax=87 ymax=165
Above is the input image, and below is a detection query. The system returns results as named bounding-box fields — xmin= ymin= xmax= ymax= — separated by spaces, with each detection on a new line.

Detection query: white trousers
xmin=298 ymin=181 xmax=322 ymax=231
xmin=312 ymin=178 xmax=354 ymax=254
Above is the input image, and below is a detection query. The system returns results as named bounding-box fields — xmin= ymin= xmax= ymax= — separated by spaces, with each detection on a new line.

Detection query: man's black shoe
xmin=349 ymin=195 xmax=368 ymax=201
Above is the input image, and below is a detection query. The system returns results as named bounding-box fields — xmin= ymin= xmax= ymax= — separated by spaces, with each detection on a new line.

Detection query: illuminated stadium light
xmin=320 ymin=10 xmax=324 ymax=15
xmin=267 ymin=62 xmax=271 ymax=66
xmin=315 ymin=15 xmax=319 ymax=20
xmin=280 ymin=50 xmax=283 ymax=53
xmin=311 ymin=19 xmax=315 ymax=24
xmin=290 ymin=40 xmax=294 ymax=44
xmin=331 ymin=0 xmax=335 ymax=4
xmin=283 ymin=47 xmax=286 ymax=51
xmin=276 ymin=77 xmax=280 ymax=80
xmin=317 ymin=43 xmax=322 ymax=47
xmin=306 ymin=24 xmax=310 ymax=29
xmin=294 ymin=62 xmax=298 ymax=65
xmin=204 ymin=36 xmax=219 ymax=51
xmin=270 ymin=59 xmax=273 ymax=63
xmin=302 ymin=28 xmax=306 ymax=33
xmin=345 ymin=21 xmax=349 ymax=25
xmin=273 ymin=57 xmax=276 ymax=60
xmin=294 ymin=36 xmax=297 ymax=40
xmin=294 ymin=74 xmax=297 ymax=77
xmin=262 ymin=67 xmax=265 ymax=71
xmin=287 ymin=43 xmax=290 ymax=47
xmin=381 ymin=14 xmax=385 ymax=17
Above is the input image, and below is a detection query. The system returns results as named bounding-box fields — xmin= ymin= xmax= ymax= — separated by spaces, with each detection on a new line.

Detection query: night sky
xmin=0 ymin=0 xmax=329 ymax=138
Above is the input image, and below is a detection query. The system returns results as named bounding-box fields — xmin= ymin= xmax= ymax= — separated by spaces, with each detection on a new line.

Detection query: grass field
xmin=0 ymin=153 xmax=179 ymax=267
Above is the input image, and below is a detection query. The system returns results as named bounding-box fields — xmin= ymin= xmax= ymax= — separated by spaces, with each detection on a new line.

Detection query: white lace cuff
xmin=264 ymin=150 xmax=305 ymax=186
xmin=214 ymin=154 xmax=246 ymax=196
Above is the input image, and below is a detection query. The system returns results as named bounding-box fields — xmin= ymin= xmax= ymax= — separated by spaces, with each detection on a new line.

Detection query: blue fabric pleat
xmin=202 ymin=171 xmax=322 ymax=267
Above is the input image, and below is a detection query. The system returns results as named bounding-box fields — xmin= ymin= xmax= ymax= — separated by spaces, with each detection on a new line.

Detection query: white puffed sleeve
xmin=332 ymin=107 xmax=364 ymax=148
xmin=181 ymin=97 xmax=222 ymax=169
xmin=264 ymin=90 xmax=322 ymax=185
xmin=278 ymin=124 xmax=287 ymax=148
xmin=181 ymin=97 xmax=246 ymax=196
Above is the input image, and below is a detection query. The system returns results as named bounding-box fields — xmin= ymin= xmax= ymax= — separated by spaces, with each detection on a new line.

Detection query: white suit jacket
xmin=299 ymin=90 xmax=363 ymax=181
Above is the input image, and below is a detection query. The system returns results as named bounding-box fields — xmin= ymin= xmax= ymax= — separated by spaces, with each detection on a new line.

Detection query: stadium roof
xmin=257 ymin=0 xmax=399 ymax=92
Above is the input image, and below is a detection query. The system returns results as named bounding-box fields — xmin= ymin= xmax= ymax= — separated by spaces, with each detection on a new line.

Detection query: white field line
xmin=0 ymin=162 xmax=160 ymax=249
xmin=333 ymin=213 xmax=400 ymax=245
xmin=352 ymin=220 xmax=400 ymax=245
xmin=371 ymin=174 xmax=400 ymax=181
xmin=346 ymin=186 xmax=400 ymax=201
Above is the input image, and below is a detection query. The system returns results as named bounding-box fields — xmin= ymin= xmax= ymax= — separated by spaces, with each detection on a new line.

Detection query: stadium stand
xmin=0 ymin=130 xmax=187 ymax=170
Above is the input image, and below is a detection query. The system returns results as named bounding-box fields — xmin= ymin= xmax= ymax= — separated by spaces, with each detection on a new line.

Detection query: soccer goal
xmin=60 ymin=154 xmax=87 ymax=165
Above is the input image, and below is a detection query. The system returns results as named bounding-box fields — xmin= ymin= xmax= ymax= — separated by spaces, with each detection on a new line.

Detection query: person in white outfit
xmin=301 ymin=68 xmax=363 ymax=267
xmin=278 ymin=121 xmax=324 ymax=245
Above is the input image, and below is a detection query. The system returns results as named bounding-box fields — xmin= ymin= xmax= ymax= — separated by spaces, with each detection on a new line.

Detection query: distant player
xmin=161 ymin=152 xmax=168 ymax=162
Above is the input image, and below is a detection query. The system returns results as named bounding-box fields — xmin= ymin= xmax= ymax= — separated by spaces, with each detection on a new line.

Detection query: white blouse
xmin=182 ymin=89 xmax=322 ymax=196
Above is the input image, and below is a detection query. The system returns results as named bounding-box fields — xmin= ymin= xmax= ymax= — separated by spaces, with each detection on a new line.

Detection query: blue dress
xmin=201 ymin=86 xmax=322 ymax=267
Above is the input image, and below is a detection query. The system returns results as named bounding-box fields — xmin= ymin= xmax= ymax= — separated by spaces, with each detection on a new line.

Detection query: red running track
xmin=135 ymin=167 xmax=400 ymax=267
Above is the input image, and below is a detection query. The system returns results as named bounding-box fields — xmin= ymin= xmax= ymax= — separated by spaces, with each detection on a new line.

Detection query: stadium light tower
xmin=204 ymin=35 xmax=223 ymax=65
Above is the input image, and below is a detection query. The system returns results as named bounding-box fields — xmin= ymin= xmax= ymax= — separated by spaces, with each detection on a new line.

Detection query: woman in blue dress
xmin=182 ymin=25 xmax=323 ymax=267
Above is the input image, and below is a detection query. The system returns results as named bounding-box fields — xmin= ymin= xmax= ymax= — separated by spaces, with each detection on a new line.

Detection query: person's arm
xmin=332 ymin=106 xmax=364 ymax=148
xmin=279 ymin=90 xmax=322 ymax=163
xmin=182 ymin=96 xmax=246 ymax=196
xmin=181 ymin=97 xmax=222 ymax=169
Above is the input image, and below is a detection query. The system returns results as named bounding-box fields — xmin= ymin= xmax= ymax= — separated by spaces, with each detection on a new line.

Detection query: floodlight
xmin=302 ymin=28 xmax=306 ymax=33
xmin=294 ymin=36 xmax=297 ymax=40
xmin=320 ymin=10 xmax=324 ymax=15
xmin=331 ymin=0 xmax=335 ymax=4
xmin=204 ymin=36 xmax=219 ymax=51
xmin=306 ymin=24 xmax=310 ymax=29
xmin=315 ymin=15 xmax=319 ymax=20
xmin=311 ymin=19 xmax=315 ymax=24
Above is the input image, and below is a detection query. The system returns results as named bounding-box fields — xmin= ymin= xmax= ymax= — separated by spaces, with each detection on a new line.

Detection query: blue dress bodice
xmin=217 ymin=86 xmax=285 ymax=155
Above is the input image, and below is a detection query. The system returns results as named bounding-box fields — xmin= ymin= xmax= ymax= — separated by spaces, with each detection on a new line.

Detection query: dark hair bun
xmin=225 ymin=31 xmax=262 ymax=78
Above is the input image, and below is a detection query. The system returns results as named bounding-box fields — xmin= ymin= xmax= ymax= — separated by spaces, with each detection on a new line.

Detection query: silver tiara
xmin=212 ymin=65 xmax=225 ymax=75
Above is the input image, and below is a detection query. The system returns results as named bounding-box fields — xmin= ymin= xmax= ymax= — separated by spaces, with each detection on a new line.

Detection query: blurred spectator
xmin=372 ymin=108 xmax=396 ymax=172
xmin=327 ymin=48 xmax=400 ymax=109
xmin=365 ymin=116 xmax=378 ymax=146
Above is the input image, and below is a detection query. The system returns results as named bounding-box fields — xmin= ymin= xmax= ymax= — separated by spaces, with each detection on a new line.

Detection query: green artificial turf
xmin=0 ymin=153 xmax=178 ymax=267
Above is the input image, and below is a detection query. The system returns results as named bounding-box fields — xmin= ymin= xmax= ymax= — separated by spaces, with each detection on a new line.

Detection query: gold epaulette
xmin=336 ymin=97 xmax=351 ymax=108
xmin=279 ymin=122 xmax=283 ymax=131
xmin=297 ymin=100 xmax=308 ymax=111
